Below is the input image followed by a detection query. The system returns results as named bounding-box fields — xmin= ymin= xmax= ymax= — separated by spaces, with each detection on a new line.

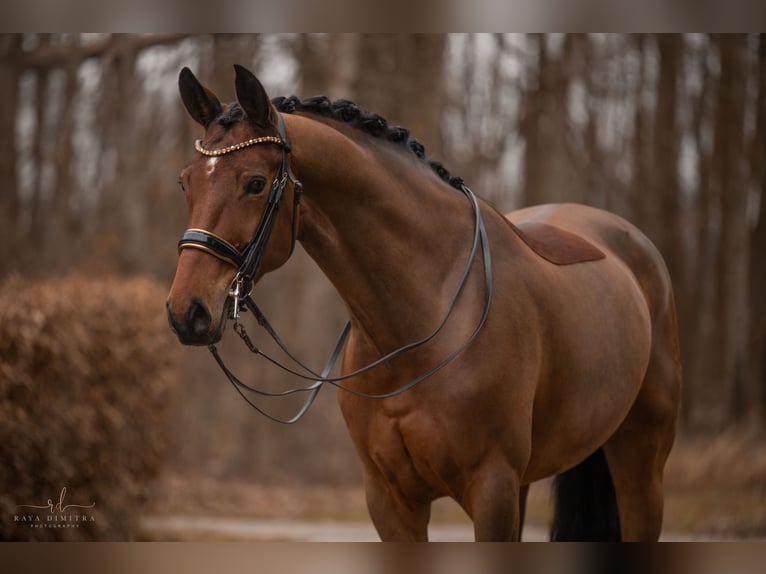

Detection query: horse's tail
xmin=549 ymin=448 xmax=621 ymax=541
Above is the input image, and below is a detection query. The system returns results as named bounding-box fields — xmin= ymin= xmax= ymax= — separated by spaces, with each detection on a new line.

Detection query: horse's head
xmin=167 ymin=65 xmax=299 ymax=345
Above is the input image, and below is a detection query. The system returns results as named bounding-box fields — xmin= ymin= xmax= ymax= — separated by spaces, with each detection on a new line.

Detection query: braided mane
xmin=270 ymin=95 xmax=464 ymax=190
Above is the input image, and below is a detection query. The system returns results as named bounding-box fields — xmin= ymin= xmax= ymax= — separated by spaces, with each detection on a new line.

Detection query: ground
xmin=138 ymin=431 xmax=766 ymax=541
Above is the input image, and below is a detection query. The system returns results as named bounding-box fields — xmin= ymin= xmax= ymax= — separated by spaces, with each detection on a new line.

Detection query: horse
xmin=166 ymin=64 xmax=682 ymax=542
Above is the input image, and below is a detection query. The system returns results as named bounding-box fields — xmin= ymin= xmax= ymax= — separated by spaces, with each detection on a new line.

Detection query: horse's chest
xmin=359 ymin=409 xmax=456 ymax=500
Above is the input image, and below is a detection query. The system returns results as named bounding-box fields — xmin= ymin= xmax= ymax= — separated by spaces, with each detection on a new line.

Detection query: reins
xmin=178 ymin=112 xmax=493 ymax=424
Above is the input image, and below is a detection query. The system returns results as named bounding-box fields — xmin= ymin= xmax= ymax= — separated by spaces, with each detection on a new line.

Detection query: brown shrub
xmin=0 ymin=274 xmax=179 ymax=540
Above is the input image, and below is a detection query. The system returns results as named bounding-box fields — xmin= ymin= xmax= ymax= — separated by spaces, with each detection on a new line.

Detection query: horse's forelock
xmin=217 ymin=102 xmax=244 ymax=129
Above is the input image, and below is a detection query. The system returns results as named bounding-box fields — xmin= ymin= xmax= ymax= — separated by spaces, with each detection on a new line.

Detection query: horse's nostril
xmin=186 ymin=299 xmax=212 ymax=338
xmin=166 ymin=300 xmax=180 ymax=335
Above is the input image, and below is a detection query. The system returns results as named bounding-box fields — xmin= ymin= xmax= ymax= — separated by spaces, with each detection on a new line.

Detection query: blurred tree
xmin=630 ymin=35 xmax=651 ymax=227
xmin=520 ymin=34 xmax=582 ymax=206
xmin=683 ymin=36 xmax=717 ymax=429
xmin=292 ymin=34 xmax=358 ymax=98
xmin=27 ymin=34 xmax=51 ymax=257
xmin=210 ymin=33 xmax=260 ymax=94
xmin=97 ymin=34 xmax=143 ymax=272
xmin=712 ymin=34 xmax=750 ymax=427
xmin=651 ymin=34 xmax=683 ymax=293
xmin=49 ymin=35 xmax=80 ymax=251
xmin=445 ymin=34 xmax=523 ymax=208
xmin=0 ymin=35 xmax=21 ymax=272
xmin=748 ymin=36 xmax=766 ymax=427
xmin=353 ymin=34 xmax=447 ymax=158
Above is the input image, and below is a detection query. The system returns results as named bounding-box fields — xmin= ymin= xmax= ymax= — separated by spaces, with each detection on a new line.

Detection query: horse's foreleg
xmin=363 ymin=471 xmax=431 ymax=541
xmin=464 ymin=463 xmax=523 ymax=541
xmin=518 ymin=483 xmax=530 ymax=539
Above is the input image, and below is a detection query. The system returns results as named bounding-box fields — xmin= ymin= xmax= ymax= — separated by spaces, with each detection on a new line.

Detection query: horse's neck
xmin=288 ymin=115 xmax=473 ymax=350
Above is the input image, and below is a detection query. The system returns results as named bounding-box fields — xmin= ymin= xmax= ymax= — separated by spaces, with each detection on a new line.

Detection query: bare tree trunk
xmin=712 ymin=34 xmax=750 ymax=427
xmin=748 ymin=35 xmax=766 ymax=427
xmin=520 ymin=34 xmax=581 ymax=206
xmin=547 ymin=34 xmax=581 ymax=204
xmin=629 ymin=35 xmax=650 ymax=231
xmin=210 ymin=34 xmax=260 ymax=95
xmin=293 ymin=34 xmax=328 ymax=97
xmin=353 ymin=34 xmax=447 ymax=157
xmin=520 ymin=34 xmax=545 ymax=206
xmin=648 ymin=35 xmax=695 ymax=428
xmin=444 ymin=34 xmax=519 ymax=207
xmin=651 ymin=34 xmax=683 ymax=293
xmin=27 ymin=38 xmax=50 ymax=258
xmin=292 ymin=34 xmax=358 ymax=99
xmin=96 ymin=35 xmax=140 ymax=271
xmin=683 ymin=37 xmax=716 ymax=429
xmin=0 ymin=34 xmax=22 ymax=273
xmin=581 ymin=35 xmax=606 ymax=209
xmin=49 ymin=35 xmax=81 ymax=256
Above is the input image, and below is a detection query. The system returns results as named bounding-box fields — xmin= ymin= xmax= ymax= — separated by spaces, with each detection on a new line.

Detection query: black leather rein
xmin=177 ymin=112 xmax=493 ymax=424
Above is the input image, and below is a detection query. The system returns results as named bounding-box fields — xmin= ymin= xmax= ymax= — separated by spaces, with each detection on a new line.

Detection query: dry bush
xmin=0 ymin=274 xmax=179 ymax=540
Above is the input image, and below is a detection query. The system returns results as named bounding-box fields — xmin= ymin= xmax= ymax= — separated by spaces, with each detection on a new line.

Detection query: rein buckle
xmin=229 ymin=275 xmax=248 ymax=323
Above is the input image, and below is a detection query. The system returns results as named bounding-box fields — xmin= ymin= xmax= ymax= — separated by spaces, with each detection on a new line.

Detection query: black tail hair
xmin=550 ymin=448 xmax=621 ymax=541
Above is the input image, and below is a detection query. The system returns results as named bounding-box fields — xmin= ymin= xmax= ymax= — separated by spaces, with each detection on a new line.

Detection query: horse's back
xmin=506 ymin=203 xmax=674 ymax=320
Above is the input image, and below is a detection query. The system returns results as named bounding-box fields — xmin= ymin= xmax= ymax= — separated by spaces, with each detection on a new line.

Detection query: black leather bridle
xmin=178 ymin=112 xmax=302 ymax=319
xmin=176 ymin=112 xmax=493 ymax=424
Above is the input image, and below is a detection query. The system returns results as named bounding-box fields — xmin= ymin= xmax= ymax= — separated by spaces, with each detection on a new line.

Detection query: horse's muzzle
xmin=166 ymin=298 xmax=222 ymax=346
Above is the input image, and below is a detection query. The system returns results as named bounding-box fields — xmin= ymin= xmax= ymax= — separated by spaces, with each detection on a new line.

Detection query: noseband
xmin=177 ymin=112 xmax=302 ymax=318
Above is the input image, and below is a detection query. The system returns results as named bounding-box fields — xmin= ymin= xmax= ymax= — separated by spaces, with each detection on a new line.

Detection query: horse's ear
xmin=178 ymin=67 xmax=222 ymax=128
xmin=234 ymin=64 xmax=275 ymax=129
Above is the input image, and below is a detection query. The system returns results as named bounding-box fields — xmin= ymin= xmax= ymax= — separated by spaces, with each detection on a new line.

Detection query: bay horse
xmin=166 ymin=65 xmax=682 ymax=541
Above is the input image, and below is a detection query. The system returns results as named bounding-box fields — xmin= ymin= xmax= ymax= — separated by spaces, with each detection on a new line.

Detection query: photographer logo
xmin=14 ymin=487 xmax=96 ymax=530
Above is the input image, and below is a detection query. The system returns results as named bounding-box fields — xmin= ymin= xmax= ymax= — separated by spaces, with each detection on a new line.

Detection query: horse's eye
xmin=245 ymin=177 xmax=267 ymax=196
xmin=177 ymin=177 xmax=186 ymax=193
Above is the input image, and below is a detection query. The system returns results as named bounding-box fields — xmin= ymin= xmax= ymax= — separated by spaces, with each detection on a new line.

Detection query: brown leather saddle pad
xmin=509 ymin=221 xmax=606 ymax=265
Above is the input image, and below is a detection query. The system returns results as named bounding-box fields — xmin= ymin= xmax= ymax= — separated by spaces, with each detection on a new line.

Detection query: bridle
xmin=176 ymin=112 xmax=493 ymax=424
xmin=178 ymin=112 xmax=302 ymax=320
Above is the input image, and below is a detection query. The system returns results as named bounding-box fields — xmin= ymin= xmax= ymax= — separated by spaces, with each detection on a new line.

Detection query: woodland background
xmin=0 ymin=34 xmax=764 ymax=539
